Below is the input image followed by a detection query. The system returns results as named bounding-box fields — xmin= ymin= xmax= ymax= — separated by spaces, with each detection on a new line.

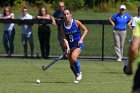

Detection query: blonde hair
xmin=59 ymin=1 xmax=65 ymax=6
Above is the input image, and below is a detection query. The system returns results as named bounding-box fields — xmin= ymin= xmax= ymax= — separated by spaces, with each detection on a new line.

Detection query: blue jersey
xmin=63 ymin=19 xmax=81 ymax=48
xmin=111 ymin=12 xmax=132 ymax=30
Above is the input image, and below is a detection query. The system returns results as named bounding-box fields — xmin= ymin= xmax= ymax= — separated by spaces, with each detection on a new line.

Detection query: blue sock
xmin=70 ymin=66 xmax=77 ymax=76
xmin=74 ymin=60 xmax=80 ymax=74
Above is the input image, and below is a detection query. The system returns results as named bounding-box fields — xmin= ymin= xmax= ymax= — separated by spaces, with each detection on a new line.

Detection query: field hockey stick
xmin=128 ymin=27 xmax=134 ymax=43
xmin=42 ymin=53 xmax=65 ymax=71
xmin=128 ymin=35 xmax=133 ymax=43
xmin=42 ymin=45 xmax=78 ymax=71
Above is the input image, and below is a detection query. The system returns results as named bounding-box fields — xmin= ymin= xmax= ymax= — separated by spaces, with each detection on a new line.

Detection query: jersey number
xmin=69 ymin=35 xmax=74 ymax=42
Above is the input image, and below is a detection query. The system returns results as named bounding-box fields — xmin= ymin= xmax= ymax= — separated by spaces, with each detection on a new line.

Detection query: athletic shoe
xmin=116 ymin=58 xmax=122 ymax=62
xmin=76 ymin=72 xmax=82 ymax=81
xmin=73 ymin=80 xmax=79 ymax=84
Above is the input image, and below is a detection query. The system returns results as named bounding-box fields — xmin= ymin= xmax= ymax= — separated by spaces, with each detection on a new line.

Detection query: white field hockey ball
xmin=36 ymin=79 xmax=40 ymax=84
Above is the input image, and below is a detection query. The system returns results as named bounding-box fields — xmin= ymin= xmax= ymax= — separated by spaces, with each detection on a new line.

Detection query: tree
xmin=0 ymin=0 xmax=10 ymax=7
xmin=85 ymin=0 xmax=94 ymax=8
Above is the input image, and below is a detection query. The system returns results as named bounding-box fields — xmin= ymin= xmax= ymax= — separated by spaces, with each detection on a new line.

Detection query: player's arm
xmin=127 ymin=18 xmax=132 ymax=30
xmin=60 ymin=25 xmax=70 ymax=54
xmin=76 ymin=20 xmax=88 ymax=46
xmin=131 ymin=17 xmax=136 ymax=33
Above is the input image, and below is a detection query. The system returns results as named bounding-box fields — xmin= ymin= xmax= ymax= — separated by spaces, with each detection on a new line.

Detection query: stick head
xmin=42 ymin=65 xmax=46 ymax=71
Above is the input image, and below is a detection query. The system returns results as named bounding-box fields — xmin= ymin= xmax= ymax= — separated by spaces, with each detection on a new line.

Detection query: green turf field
xmin=0 ymin=58 xmax=137 ymax=93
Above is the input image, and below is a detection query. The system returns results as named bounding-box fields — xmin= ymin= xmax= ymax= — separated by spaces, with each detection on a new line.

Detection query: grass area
xmin=0 ymin=58 xmax=137 ymax=93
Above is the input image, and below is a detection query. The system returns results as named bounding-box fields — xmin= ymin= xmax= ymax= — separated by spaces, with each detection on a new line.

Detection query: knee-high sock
xmin=74 ymin=60 xmax=80 ymax=74
xmin=70 ymin=66 xmax=77 ymax=76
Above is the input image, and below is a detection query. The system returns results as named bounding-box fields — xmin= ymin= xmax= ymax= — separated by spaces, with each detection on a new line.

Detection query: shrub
xmin=52 ymin=0 xmax=85 ymax=10
xmin=13 ymin=0 xmax=27 ymax=9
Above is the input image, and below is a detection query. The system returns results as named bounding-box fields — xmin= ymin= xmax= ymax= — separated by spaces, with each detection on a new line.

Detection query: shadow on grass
xmin=24 ymin=81 xmax=72 ymax=84
xmin=100 ymin=71 xmax=124 ymax=74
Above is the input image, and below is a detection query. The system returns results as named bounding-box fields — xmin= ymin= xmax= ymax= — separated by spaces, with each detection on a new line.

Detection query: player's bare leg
xmin=68 ymin=48 xmax=82 ymax=83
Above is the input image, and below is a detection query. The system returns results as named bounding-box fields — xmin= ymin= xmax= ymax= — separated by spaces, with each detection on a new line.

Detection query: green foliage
xmin=43 ymin=3 xmax=53 ymax=13
xmin=0 ymin=0 xmax=140 ymax=12
xmin=91 ymin=0 xmax=140 ymax=13
xmin=13 ymin=0 xmax=27 ymax=8
xmin=34 ymin=0 xmax=53 ymax=12
xmin=35 ymin=0 xmax=46 ymax=6
xmin=52 ymin=0 xmax=85 ymax=10
xmin=68 ymin=0 xmax=85 ymax=10
xmin=126 ymin=0 xmax=133 ymax=1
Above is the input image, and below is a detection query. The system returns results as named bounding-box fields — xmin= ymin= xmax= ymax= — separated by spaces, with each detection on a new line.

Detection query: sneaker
xmin=76 ymin=72 xmax=82 ymax=81
xmin=73 ymin=80 xmax=79 ymax=84
xmin=116 ymin=58 xmax=122 ymax=62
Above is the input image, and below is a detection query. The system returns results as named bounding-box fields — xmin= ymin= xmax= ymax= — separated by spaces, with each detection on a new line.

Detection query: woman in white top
xmin=0 ymin=7 xmax=15 ymax=57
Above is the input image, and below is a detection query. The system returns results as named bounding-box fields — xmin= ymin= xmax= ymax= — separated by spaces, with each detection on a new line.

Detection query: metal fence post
xmin=102 ymin=24 xmax=105 ymax=61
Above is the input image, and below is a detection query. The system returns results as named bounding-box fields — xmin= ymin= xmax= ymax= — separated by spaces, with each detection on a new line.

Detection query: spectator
xmin=53 ymin=1 xmax=66 ymax=57
xmin=109 ymin=5 xmax=132 ymax=62
xmin=35 ymin=7 xmax=56 ymax=59
xmin=0 ymin=7 xmax=15 ymax=57
xmin=19 ymin=7 xmax=34 ymax=58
